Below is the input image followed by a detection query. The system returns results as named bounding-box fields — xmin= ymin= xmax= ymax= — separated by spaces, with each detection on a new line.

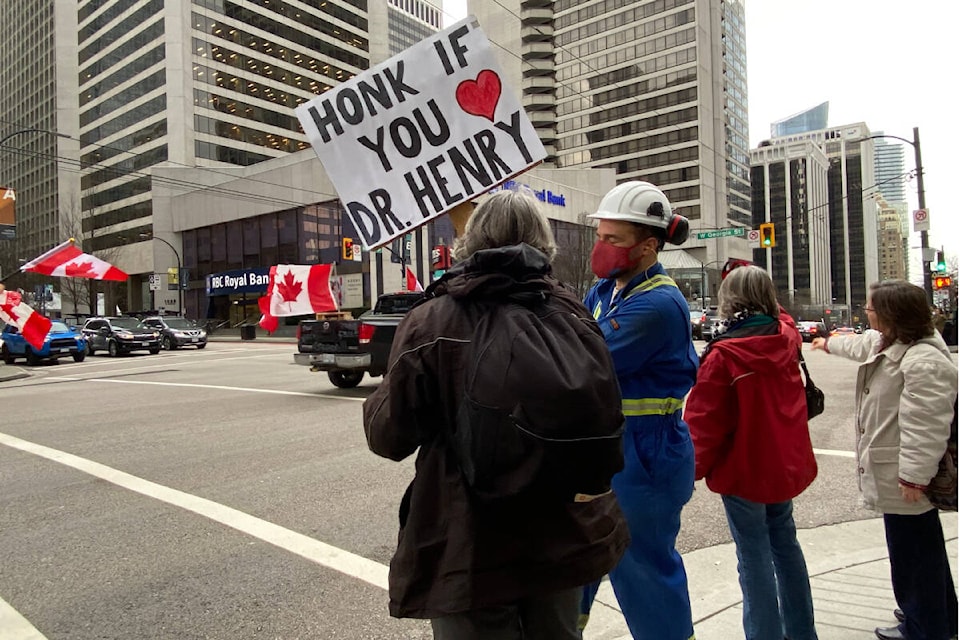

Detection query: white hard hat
xmin=589 ymin=181 xmax=689 ymax=244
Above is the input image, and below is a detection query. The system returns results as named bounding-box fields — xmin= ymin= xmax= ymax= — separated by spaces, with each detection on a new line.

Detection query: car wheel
xmin=196 ymin=343 xmax=207 ymax=349
xmin=108 ymin=340 xmax=120 ymax=357
xmin=73 ymin=351 xmax=86 ymax=363
xmin=328 ymin=370 xmax=364 ymax=388
xmin=1 ymin=344 xmax=14 ymax=365
xmin=162 ymin=336 xmax=175 ymax=351
xmin=149 ymin=347 xmax=160 ymax=354
xmin=25 ymin=349 xmax=40 ymax=366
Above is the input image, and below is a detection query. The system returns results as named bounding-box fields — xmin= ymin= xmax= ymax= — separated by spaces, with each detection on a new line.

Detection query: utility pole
xmin=913 ymin=127 xmax=932 ymax=302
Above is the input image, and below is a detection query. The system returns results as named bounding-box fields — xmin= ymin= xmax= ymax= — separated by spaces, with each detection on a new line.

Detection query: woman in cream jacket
xmin=812 ymin=280 xmax=957 ymax=640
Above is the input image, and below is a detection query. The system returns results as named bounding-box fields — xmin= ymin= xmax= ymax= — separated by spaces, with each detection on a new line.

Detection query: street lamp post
xmin=141 ymin=233 xmax=182 ymax=316
xmin=853 ymin=128 xmax=931 ymax=302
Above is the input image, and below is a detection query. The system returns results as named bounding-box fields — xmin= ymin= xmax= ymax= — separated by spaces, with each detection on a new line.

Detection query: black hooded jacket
xmin=362 ymin=244 xmax=629 ymax=618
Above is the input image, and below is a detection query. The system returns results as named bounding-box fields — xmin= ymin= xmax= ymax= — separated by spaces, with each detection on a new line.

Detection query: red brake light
xmin=359 ymin=323 xmax=375 ymax=344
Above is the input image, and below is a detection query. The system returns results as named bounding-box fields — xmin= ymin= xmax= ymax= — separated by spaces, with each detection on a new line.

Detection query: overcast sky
xmin=442 ymin=1 xmax=956 ymax=268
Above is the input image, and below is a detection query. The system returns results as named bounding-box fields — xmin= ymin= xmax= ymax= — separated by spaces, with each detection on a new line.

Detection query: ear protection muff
xmin=665 ymin=213 xmax=689 ymax=245
xmin=643 ymin=200 xmax=688 ymax=245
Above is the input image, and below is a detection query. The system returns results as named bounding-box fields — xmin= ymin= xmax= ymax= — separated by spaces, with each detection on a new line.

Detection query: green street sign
xmin=696 ymin=228 xmax=746 ymax=240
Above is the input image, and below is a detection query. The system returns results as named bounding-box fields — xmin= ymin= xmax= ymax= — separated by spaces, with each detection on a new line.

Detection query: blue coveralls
xmin=581 ymin=263 xmax=699 ymax=640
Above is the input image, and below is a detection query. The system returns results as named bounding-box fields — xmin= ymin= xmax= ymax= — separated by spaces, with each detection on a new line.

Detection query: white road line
xmin=813 ymin=448 xmax=856 ymax=458
xmin=0 ymin=432 xmax=388 ymax=592
xmin=44 ymin=376 xmax=368 ymax=400
xmin=0 ymin=597 xmax=46 ymax=640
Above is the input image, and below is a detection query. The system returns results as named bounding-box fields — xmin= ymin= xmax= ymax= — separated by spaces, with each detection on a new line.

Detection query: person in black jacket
xmin=362 ymin=190 xmax=629 ymax=640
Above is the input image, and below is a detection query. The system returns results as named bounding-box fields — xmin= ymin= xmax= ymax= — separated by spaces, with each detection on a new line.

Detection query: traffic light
xmin=934 ymin=276 xmax=952 ymax=290
xmin=342 ymin=237 xmax=354 ymax=261
xmin=759 ymin=222 xmax=776 ymax=248
xmin=936 ymin=250 xmax=946 ymax=272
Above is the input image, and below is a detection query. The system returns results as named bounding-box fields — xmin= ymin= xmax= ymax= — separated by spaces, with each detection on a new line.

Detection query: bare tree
xmin=58 ymin=195 xmax=124 ymax=317
xmin=552 ymin=212 xmax=597 ymax=300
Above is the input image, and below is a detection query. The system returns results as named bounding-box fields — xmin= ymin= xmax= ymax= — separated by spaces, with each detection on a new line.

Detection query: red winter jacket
xmin=684 ymin=315 xmax=817 ymax=503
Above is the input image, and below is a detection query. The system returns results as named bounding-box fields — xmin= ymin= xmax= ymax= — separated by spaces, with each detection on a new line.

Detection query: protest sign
xmin=295 ymin=15 xmax=546 ymax=250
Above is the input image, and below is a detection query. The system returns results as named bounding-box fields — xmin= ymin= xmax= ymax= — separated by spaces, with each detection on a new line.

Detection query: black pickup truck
xmin=293 ymin=292 xmax=423 ymax=388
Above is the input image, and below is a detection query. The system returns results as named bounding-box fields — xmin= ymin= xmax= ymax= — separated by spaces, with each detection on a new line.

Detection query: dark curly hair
xmin=868 ymin=280 xmax=935 ymax=347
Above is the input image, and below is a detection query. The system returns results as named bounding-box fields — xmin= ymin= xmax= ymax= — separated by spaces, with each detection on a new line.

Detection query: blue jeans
xmin=722 ymin=495 xmax=818 ymax=640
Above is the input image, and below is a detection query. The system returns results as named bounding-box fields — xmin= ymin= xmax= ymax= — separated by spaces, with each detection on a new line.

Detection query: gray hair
xmin=452 ymin=190 xmax=557 ymax=262
xmin=717 ymin=265 xmax=779 ymax=319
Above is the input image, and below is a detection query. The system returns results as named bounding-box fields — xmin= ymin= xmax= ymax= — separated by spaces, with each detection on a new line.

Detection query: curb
xmin=0 ymin=364 xmax=31 ymax=383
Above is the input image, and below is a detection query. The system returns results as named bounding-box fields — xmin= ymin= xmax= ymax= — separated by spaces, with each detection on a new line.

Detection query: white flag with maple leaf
xmin=258 ymin=264 xmax=338 ymax=331
xmin=20 ymin=239 xmax=128 ymax=281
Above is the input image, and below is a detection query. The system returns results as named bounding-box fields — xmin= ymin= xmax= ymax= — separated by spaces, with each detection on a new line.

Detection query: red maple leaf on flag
xmin=64 ymin=260 xmax=97 ymax=278
xmin=277 ymin=270 xmax=302 ymax=303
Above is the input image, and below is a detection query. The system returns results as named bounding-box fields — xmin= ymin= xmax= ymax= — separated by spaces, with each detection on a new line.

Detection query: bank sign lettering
xmin=206 ymin=268 xmax=271 ymax=296
xmin=295 ymin=16 xmax=546 ymax=250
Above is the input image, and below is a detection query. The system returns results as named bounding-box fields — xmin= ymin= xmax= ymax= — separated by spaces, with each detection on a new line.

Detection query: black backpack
xmin=452 ymin=291 xmax=625 ymax=502
xmin=926 ymin=398 xmax=958 ymax=511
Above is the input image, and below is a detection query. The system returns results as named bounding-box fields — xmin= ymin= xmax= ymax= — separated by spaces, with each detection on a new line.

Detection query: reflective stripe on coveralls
xmin=594 ymin=275 xmax=685 ymax=419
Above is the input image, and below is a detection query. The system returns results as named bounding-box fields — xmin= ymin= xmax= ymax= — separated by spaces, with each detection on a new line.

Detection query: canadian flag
xmin=257 ymin=264 xmax=338 ymax=332
xmin=405 ymin=266 xmax=424 ymax=292
xmin=20 ymin=239 xmax=127 ymax=281
xmin=0 ymin=288 xmax=52 ymax=351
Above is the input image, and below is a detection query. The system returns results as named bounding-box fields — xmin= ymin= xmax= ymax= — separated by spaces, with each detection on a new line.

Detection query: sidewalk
xmin=583 ymin=513 xmax=958 ymax=639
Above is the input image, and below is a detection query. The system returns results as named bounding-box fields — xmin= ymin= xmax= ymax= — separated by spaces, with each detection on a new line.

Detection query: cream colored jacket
xmin=826 ymin=329 xmax=957 ymax=514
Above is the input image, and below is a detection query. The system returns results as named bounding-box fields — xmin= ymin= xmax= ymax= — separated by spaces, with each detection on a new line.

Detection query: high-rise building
xmin=0 ymin=2 xmax=80 ymax=270
xmin=876 ymin=196 xmax=907 ymax=282
xmin=871 ymin=134 xmax=911 ymax=279
xmin=749 ymin=139 xmax=832 ymax=311
xmin=470 ymin=0 xmax=753 ymax=272
xmin=753 ymin=123 xmax=880 ymax=320
xmin=770 ymin=102 xmax=829 ymax=138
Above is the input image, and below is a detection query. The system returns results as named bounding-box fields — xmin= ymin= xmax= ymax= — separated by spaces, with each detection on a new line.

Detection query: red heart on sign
xmin=455 ymin=70 xmax=501 ymax=121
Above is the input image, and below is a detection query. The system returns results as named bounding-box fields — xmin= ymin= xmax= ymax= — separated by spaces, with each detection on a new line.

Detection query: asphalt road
xmin=0 ymin=340 xmax=929 ymax=639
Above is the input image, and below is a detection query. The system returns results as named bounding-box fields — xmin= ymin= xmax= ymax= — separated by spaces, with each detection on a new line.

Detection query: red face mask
xmin=591 ymin=241 xmax=641 ymax=279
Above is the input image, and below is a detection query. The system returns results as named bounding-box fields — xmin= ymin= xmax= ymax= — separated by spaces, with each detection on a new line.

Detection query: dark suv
xmin=141 ymin=316 xmax=208 ymax=350
xmin=82 ymin=317 xmax=161 ymax=357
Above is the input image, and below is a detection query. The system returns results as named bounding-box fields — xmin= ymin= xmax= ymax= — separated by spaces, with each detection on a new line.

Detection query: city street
xmin=0 ymin=341 xmax=949 ymax=638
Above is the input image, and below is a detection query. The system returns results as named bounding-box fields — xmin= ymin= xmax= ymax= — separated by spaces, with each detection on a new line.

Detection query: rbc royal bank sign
xmin=206 ymin=268 xmax=271 ymax=296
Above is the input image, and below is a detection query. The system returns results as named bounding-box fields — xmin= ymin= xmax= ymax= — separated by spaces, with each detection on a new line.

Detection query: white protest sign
xmin=295 ymin=15 xmax=546 ymax=250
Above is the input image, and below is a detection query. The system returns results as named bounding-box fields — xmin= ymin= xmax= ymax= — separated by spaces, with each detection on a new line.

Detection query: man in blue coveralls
xmin=580 ymin=181 xmax=699 ymax=640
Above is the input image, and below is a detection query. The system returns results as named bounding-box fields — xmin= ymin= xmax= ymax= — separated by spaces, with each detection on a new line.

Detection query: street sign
xmin=913 ymin=208 xmax=930 ymax=232
xmin=149 ymin=274 xmax=161 ymax=291
xmin=746 ymin=229 xmax=760 ymax=247
xmin=695 ymin=228 xmax=745 ymax=240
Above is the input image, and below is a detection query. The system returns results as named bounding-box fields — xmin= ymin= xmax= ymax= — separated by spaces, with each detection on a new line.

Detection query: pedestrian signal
xmin=759 ymin=222 xmax=776 ymax=248
xmin=933 ymin=276 xmax=952 ymax=290
xmin=342 ymin=238 xmax=354 ymax=261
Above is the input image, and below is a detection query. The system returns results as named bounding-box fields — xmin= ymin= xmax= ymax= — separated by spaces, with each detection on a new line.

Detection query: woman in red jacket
xmin=685 ymin=265 xmax=819 ymax=640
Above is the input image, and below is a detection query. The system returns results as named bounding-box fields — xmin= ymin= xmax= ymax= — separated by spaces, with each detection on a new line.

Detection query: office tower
xmin=770 ymin=102 xmax=829 ymax=138
xmin=872 ymin=134 xmax=911 ymax=279
xmin=0 ymin=1 xmax=80 ymax=272
xmin=471 ymin=0 xmax=753 ymax=271
xmin=876 ymin=196 xmax=907 ymax=281
xmin=750 ymin=139 xmax=832 ymax=310
xmin=754 ymin=122 xmax=880 ymax=320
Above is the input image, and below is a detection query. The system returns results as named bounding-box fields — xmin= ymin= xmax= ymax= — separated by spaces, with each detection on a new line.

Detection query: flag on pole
xmin=20 ymin=239 xmax=128 ymax=281
xmin=405 ymin=266 xmax=424 ymax=292
xmin=0 ymin=288 xmax=52 ymax=351
xmin=257 ymin=264 xmax=338 ymax=332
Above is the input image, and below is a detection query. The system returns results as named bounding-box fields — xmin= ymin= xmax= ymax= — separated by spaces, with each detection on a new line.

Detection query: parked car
xmin=829 ymin=325 xmax=857 ymax=337
xmin=141 ymin=316 xmax=207 ymax=350
xmin=1 ymin=321 xmax=87 ymax=365
xmin=690 ymin=309 xmax=704 ymax=339
xmin=797 ymin=321 xmax=828 ymax=342
xmin=81 ymin=317 xmax=161 ymax=357
xmin=700 ymin=311 xmax=723 ymax=341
